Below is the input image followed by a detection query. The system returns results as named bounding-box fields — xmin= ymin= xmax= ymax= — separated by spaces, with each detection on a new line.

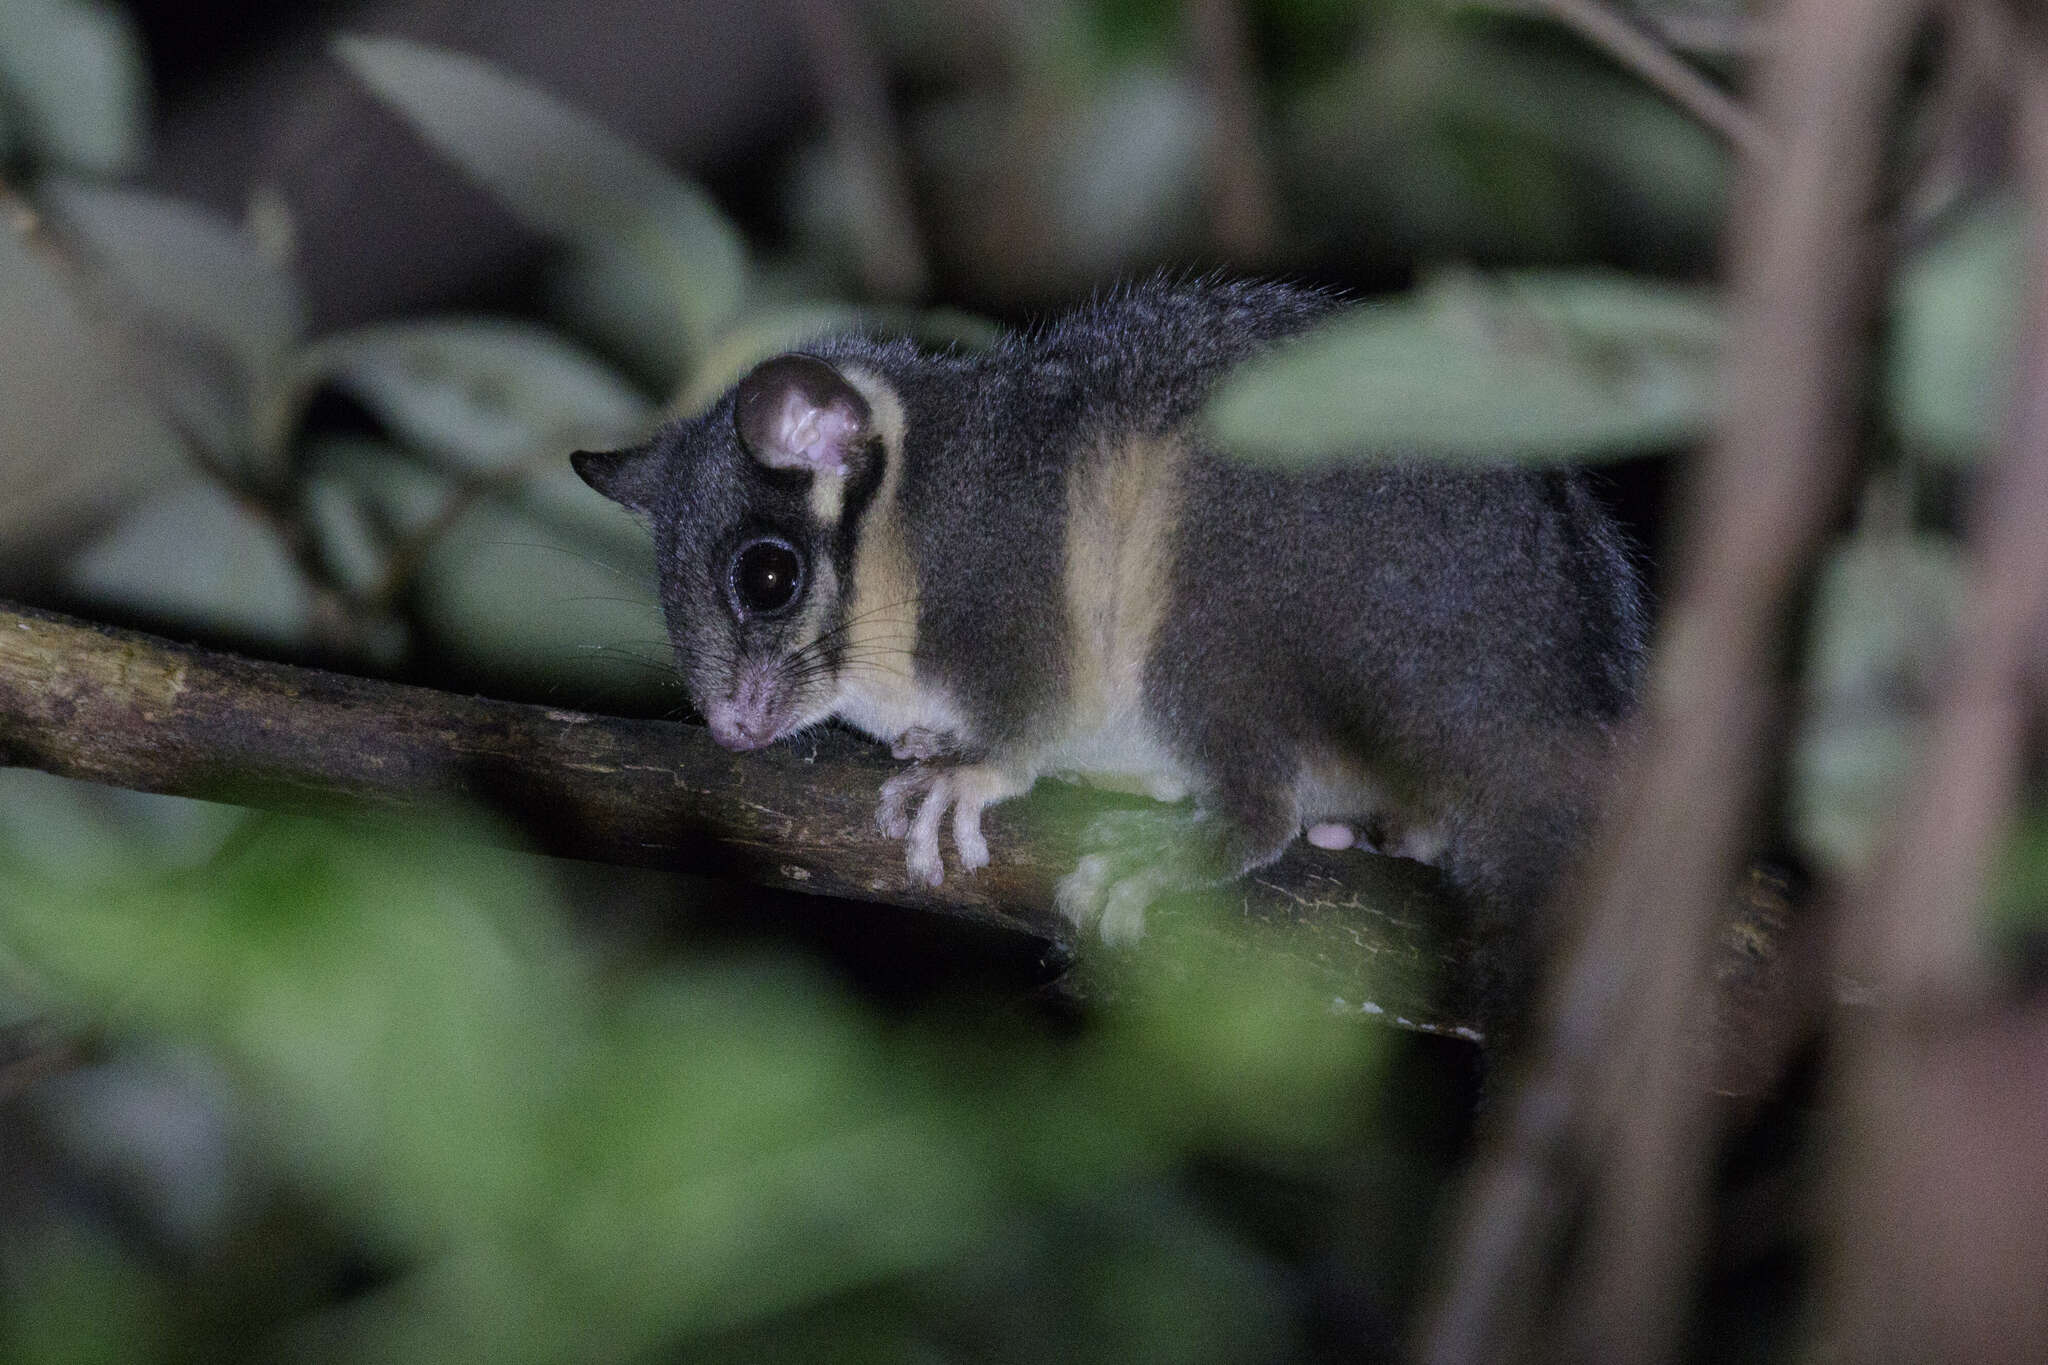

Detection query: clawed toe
xmin=1055 ymin=854 xmax=1111 ymax=928
xmin=1098 ymin=872 xmax=1166 ymax=944
xmin=877 ymin=766 xmax=938 ymax=839
xmin=876 ymin=762 xmax=1026 ymax=889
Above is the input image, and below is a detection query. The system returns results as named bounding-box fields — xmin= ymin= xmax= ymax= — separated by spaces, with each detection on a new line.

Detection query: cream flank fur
xmin=1047 ymin=432 xmax=1194 ymax=803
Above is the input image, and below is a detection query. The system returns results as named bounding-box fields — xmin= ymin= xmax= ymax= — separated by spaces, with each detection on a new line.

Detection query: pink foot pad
xmin=1305 ymin=822 xmax=1356 ymax=851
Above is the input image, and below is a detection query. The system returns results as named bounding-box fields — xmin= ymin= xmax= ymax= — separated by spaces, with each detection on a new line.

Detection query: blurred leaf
xmin=1790 ymin=532 xmax=1964 ymax=879
xmin=1206 ymin=269 xmax=1720 ymax=464
xmin=1082 ymin=0 xmax=1184 ymax=64
xmin=302 ymin=470 xmax=392 ymax=599
xmin=542 ymin=240 xmax=702 ymax=389
xmin=5 ymin=820 xmax=578 ymax=1247
xmin=414 ymin=496 xmax=670 ymax=707
xmin=40 ymin=182 xmax=306 ymax=463
xmin=1888 ymin=194 xmax=2024 ymax=464
xmin=1248 ymin=0 xmax=1374 ymax=91
xmin=910 ymin=67 xmax=1209 ymax=296
xmin=0 ymin=768 xmax=248 ymax=893
xmin=1049 ymin=67 xmax=1209 ymax=276
xmin=309 ymin=317 xmax=651 ymax=473
xmin=1985 ymin=808 xmax=2048 ymax=951
xmin=0 ymin=225 xmax=187 ymax=552
xmin=0 ymin=1223 xmax=169 ymax=1365
xmin=298 ymin=435 xmax=446 ymax=607
xmin=1284 ymin=21 xmax=1726 ymax=267
xmin=672 ymin=302 xmax=868 ymax=413
xmin=302 ymin=437 xmax=657 ymax=685
xmin=0 ymin=0 xmax=148 ymax=174
xmin=0 ymin=799 xmax=1387 ymax=1363
xmin=35 ymin=1052 xmax=242 ymax=1254
xmin=305 ymin=436 xmax=456 ymax=537
xmin=516 ymin=462 xmax=665 ymax=546
xmin=336 ymin=35 xmax=748 ymax=358
xmin=63 ymin=477 xmax=311 ymax=646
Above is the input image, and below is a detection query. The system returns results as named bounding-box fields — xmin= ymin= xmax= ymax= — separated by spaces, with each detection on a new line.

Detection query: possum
xmin=572 ymin=278 xmax=1646 ymax=1011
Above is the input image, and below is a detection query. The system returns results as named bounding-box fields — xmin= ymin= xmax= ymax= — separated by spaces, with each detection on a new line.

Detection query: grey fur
xmin=575 ymin=277 xmax=1646 ymax=1018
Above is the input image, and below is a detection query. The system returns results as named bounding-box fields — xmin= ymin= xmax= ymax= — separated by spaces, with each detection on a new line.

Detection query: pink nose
xmin=704 ymin=695 xmax=778 ymax=751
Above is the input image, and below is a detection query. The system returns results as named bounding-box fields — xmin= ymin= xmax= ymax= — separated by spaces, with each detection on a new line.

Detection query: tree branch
xmin=1188 ymin=0 xmax=1281 ymax=261
xmin=0 ymin=601 xmax=1798 ymax=1049
xmin=0 ymin=602 xmax=1478 ymax=1028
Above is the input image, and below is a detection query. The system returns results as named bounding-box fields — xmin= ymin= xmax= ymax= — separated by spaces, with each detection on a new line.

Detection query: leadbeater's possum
xmin=573 ymin=278 xmax=1646 ymax=1010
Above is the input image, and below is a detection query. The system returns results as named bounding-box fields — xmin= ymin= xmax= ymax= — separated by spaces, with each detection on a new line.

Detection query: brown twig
xmin=791 ymin=0 xmax=933 ymax=302
xmin=1822 ymin=12 xmax=2048 ymax=1357
xmin=1898 ymin=0 xmax=2014 ymax=250
xmin=356 ymin=445 xmax=570 ymax=615
xmin=1415 ymin=0 xmax=1923 ymax=1356
xmin=1534 ymin=0 xmax=1775 ymax=162
xmin=1187 ymin=0 xmax=1281 ymax=261
xmin=1560 ymin=0 xmax=1926 ymax=1349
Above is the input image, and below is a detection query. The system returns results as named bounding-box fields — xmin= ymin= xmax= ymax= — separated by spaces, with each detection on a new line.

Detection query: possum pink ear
xmin=733 ymin=354 xmax=872 ymax=475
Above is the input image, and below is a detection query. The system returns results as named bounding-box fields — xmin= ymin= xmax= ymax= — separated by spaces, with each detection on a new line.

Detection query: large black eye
xmin=731 ymin=537 xmax=804 ymax=616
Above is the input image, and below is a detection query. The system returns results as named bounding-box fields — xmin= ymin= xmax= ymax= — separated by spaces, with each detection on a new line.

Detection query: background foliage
xmin=0 ymin=0 xmax=2031 ymax=1360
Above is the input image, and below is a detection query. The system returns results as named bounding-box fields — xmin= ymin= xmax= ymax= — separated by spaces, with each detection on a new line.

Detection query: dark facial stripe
xmin=814 ymin=433 xmax=890 ymax=677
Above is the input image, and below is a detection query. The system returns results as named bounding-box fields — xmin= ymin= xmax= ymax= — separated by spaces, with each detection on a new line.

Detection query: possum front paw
xmin=876 ymin=762 xmax=1034 ymax=888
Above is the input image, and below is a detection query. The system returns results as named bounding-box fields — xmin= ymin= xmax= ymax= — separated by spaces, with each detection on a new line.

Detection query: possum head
xmin=572 ymin=353 xmax=884 ymax=750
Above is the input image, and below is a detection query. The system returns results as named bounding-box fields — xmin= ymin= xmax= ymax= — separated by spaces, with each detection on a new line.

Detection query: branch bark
xmin=0 ymin=601 xmax=1800 ymax=1051
xmin=0 ymin=601 xmax=1480 ymax=1030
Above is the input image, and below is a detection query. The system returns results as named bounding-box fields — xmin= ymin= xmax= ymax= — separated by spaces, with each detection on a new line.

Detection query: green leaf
xmin=1984 ymin=808 xmax=2048 ymax=950
xmin=414 ymin=496 xmax=670 ymax=707
xmin=335 ymin=35 xmax=748 ymax=357
xmin=0 ymin=0 xmax=148 ymax=175
xmin=1888 ymin=194 xmax=2025 ymax=464
xmin=0 ymin=226 xmax=189 ymax=553
xmin=1048 ymin=67 xmax=1208 ymax=276
xmin=1281 ymin=21 xmax=1728 ymax=268
xmin=0 ymin=796 xmax=1395 ymax=1362
xmin=0 ymin=768 xmax=248 ymax=895
xmin=304 ymin=436 xmax=456 ymax=536
xmin=671 ymin=303 xmax=868 ymax=413
xmin=1790 ymin=532 xmax=1964 ymax=878
xmin=1205 ymin=269 xmax=1721 ymax=464
xmin=0 ymin=1223 xmax=169 ymax=1365
xmin=40 ymin=182 xmax=306 ymax=462
xmin=63 ymin=477 xmax=312 ymax=646
xmin=308 ymin=318 xmax=651 ymax=473
xmin=668 ymin=301 xmax=998 ymax=415
xmin=542 ymin=242 xmax=703 ymax=389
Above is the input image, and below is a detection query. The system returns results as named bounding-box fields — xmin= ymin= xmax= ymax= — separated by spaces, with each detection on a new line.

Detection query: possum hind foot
xmin=1053 ymin=806 xmax=1222 ymax=944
